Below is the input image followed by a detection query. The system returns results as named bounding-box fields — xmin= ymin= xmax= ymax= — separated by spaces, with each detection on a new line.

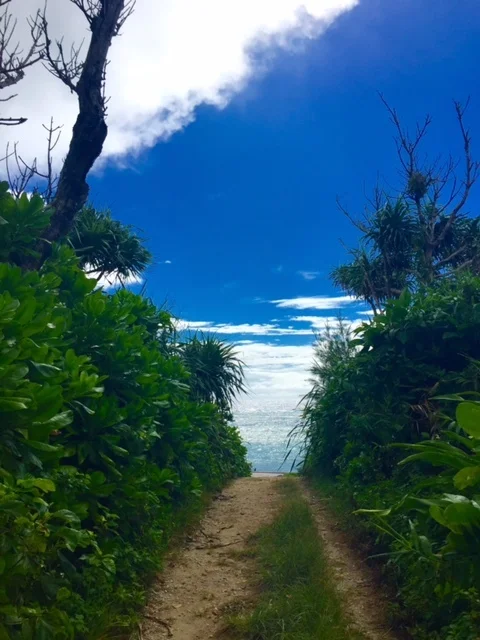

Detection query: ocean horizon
xmin=234 ymin=407 xmax=304 ymax=473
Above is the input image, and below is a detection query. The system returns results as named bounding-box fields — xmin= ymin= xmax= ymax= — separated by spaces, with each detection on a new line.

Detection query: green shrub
xmin=0 ymin=186 xmax=249 ymax=638
xmin=300 ymin=276 xmax=480 ymax=637
xmin=302 ymin=279 xmax=480 ymax=478
xmin=358 ymin=397 xmax=480 ymax=639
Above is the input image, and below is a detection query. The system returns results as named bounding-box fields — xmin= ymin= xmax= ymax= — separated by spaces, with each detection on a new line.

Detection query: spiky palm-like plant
xmin=68 ymin=205 xmax=152 ymax=284
xmin=180 ymin=334 xmax=246 ymax=413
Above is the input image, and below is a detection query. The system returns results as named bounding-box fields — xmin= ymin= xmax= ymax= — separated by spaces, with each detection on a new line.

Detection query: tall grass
xmin=230 ymin=478 xmax=364 ymax=640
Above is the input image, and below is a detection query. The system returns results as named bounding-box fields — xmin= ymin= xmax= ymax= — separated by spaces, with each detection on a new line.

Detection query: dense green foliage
xmin=300 ymin=276 xmax=480 ymax=638
xmin=332 ymin=199 xmax=480 ymax=311
xmin=0 ymin=185 xmax=249 ymax=638
xmin=230 ymin=478 xmax=363 ymax=640
xmin=68 ymin=205 xmax=152 ymax=284
xmin=357 ymin=397 xmax=480 ymax=639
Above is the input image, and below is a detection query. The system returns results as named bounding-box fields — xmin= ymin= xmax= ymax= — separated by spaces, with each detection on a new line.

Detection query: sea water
xmin=234 ymin=408 xmax=304 ymax=473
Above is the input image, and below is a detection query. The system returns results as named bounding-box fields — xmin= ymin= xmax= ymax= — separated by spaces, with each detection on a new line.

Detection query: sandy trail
xmin=141 ymin=476 xmax=280 ymax=640
xmin=140 ymin=476 xmax=397 ymax=640
xmin=303 ymin=485 xmax=397 ymax=640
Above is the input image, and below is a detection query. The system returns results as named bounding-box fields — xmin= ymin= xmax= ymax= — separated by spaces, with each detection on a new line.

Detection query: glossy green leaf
xmin=30 ymin=362 xmax=62 ymax=378
xmin=453 ymin=466 xmax=480 ymax=490
xmin=51 ymin=509 xmax=80 ymax=524
xmin=456 ymin=402 xmax=480 ymax=438
xmin=0 ymin=397 xmax=30 ymax=411
xmin=18 ymin=478 xmax=56 ymax=492
xmin=24 ymin=441 xmax=62 ymax=453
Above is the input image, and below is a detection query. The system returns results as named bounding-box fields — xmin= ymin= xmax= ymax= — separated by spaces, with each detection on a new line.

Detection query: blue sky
xmin=5 ymin=0 xmax=480 ymax=408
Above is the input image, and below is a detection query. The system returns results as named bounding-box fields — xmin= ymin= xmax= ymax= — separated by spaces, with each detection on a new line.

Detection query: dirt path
xmin=140 ymin=476 xmax=397 ymax=640
xmin=303 ymin=484 xmax=397 ymax=640
xmin=140 ymin=477 xmax=280 ymax=640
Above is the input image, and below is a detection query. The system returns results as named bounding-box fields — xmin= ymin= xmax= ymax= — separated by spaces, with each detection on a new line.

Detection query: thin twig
xmin=143 ymin=614 xmax=173 ymax=637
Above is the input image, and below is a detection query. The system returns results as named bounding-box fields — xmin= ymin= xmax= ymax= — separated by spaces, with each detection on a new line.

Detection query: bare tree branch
xmin=4 ymin=142 xmax=36 ymax=197
xmin=42 ymin=118 xmax=62 ymax=202
xmin=32 ymin=0 xmax=136 ymax=253
xmin=336 ymin=196 xmax=369 ymax=234
xmin=40 ymin=10 xmax=83 ymax=93
xmin=434 ymin=99 xmax=480 ymax=246
xmin=0 ymin=114 xmax=25 ymax=124
xmin=436 ymin=244 xmax=468 ymax=269
xmin=364 ymin=179 xmax=385 ymax=213
xmin=379 ymin=91 xmax=432 ymax=178
xmin=337 ymin=96 xmax=480 ymax=306
xmin=0 ymin=2 xmax=44 ymax=124
xmin=3 ymin=119 xmax=62 ymax=200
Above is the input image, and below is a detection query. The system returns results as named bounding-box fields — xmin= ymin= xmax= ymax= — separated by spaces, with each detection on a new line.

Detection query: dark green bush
xmin=301 ymin=277 xmax=480 ymax=638
xmin=0 ymin=187 xmax=249 ymax=638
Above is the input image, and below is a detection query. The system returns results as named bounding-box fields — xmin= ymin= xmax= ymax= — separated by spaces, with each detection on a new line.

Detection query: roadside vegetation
xmin=0 ymin=3 xmax=251 ymax=636
xmin=229 ymin=477 xmax=364 ymax=640
xmin=0 ymin=185 xmax=250 ymax=639
xmin=298 ymin=100 xmax=480 ymax=640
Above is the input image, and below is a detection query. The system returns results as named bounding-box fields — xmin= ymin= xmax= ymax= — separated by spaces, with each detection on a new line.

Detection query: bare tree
xmin=5 ymin=118 xmax=61 ymax=199
xmin=0 ymin=0 xmax=43 ymax=125
xmin=379 ymin=94 xmax=480 ymax=280
xmin=1 ymin=0 xmax=135 ymax=267
xmin=37 ymin=0 xmax=135 ymax=252
xmin=334 ymin=96 xmax=480 ymax=309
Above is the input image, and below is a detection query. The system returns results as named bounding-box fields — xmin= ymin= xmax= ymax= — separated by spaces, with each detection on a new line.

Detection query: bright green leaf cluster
xmin=300 ymin=276 xmax=480 ymax=638
xmin=0 ymin=187 xmax=250 ymax=638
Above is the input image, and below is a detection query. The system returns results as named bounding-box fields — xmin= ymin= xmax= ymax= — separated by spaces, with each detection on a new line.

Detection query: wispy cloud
xmin=297 ymin=270 xmax=320 ymax=280
xmin=357 ymin=309 xmax=375 ymax=316
xmin=176 ymin=319 xmax=314 ymax=336
xmin=235 ymin=341 xmax=314 ymax=410
xmin=234 ymin=315 xmax=369 ymax=409
xmin=177 ymin=304 xmax=370 ymax=336
xmin=271 ymin=295 xmax=358 ymax=310
xmin=291 ymin=315 xmax=365 ymax=332
xmin=4 ymin=0 xmax=358 ymax=171
xmin=178 ymin=313 xmax=370 ymax=410
xmin=290 ymin=315 xmax=338 ymax=330
xmin=272 ymin=265 xmax=284 ymax=274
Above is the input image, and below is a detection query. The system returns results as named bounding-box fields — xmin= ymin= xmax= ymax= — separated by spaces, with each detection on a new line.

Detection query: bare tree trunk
xmin=41 ymin=0 xmax=131 ymax=247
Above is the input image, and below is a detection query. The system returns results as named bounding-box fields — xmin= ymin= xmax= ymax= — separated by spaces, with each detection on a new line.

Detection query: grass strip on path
xmin=228 ymin=476 xmax=365 ymax=640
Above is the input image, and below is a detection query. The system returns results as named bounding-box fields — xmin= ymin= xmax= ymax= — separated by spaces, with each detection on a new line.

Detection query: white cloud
xmin=290 ymin=314 xmax=338 ymax=329
xmin=271 ymin=295 xmax=358 ymax=310
xmin=297 ymin=270 xmax=320 ymax=280
xmin=234 ymin=316 xmax=370 ymax=409
xmin=1 ymin=0 xmax=358 ymax=171
xmin=176 ymin=310 xmax=369 ymax=337
xmin=235 ymin=341 xmax=314 ymax=410
xmin=175 ymin=320 xmax=211 ymax=332
xmin=163 ymin=260 xmax=172 ymax=265
xmin=176 ymin=314 xmax=370 ymax=410
xmin=357 ymin=309 xmax=375 ymax=316
xmin=176 ymin=319 xmax=314 ymax=336
xmin=290 ymin=314 xmax=366 ymax=332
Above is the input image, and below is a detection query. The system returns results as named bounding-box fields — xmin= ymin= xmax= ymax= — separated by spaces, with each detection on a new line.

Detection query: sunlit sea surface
xmin=234 ymin=408 xmax=304 ymax=473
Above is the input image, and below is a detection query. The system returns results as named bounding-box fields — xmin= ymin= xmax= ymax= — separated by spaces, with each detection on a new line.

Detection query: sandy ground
xmin=140 ymin=476 xmax=397 ymax=640
xmin=140 ymin=477 xmax=280 ymax=639
xmin=303 ymin=484 xmax=397 ymax=640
